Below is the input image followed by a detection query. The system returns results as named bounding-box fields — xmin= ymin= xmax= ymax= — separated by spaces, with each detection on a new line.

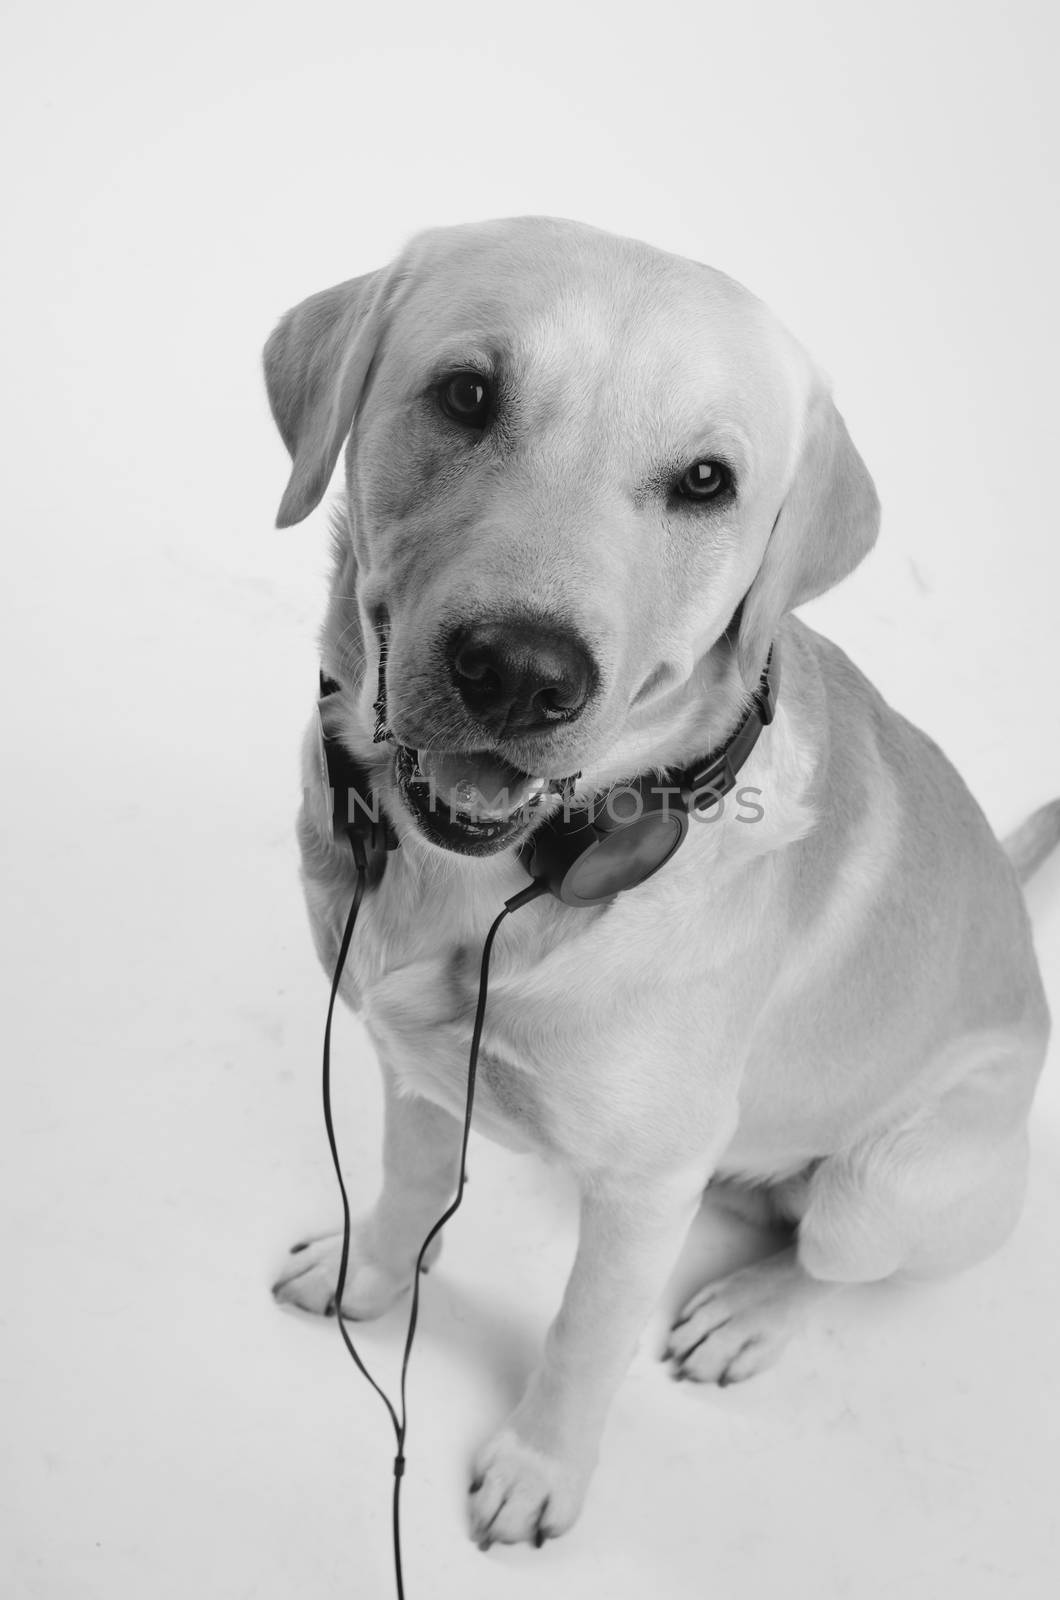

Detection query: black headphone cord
xmin=321 ymin=832 xmax=548 ymax=1599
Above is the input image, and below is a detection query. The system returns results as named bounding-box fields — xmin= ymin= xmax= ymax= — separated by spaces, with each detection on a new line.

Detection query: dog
xmin=265 ymin=217 xmax=1058 ymax=1550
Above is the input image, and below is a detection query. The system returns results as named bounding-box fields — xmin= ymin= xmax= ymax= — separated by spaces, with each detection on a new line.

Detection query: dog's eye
xmin=438 ymin=371 xmax=493 ymax=429
xmin=675 ymin=459 xmax=733 ymax=503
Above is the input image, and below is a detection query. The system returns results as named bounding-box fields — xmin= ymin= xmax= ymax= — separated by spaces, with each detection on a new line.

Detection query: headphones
xmin=316 ymin=684 xmax=398 ymax=879
xmin=316 ymin=645 xmax=777 ymax=907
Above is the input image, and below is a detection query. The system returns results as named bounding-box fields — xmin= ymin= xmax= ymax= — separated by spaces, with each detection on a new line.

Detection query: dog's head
xmin=265 ymin=218 xmax=878 ymax=857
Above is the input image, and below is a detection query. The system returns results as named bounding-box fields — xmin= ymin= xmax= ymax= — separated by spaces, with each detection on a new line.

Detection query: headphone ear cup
xmin=522 ymin=786 xmax=690 ymax=906
xmin=317 ymin=705 xmax=396 ymax=874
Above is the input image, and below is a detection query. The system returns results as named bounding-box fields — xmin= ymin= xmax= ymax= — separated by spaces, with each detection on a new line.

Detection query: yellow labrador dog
xmin=266 ymin=218 xmax=1057 ymax=1550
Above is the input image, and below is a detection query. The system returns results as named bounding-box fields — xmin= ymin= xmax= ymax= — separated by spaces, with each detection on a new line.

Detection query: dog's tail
xmin=1004 ymin=799 xmax=1060 ymax=885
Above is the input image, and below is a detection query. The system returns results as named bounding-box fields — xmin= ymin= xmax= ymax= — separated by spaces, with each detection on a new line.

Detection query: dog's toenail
xmin=469 ymin=1476 xmax=484 ymax=1495
xmin=290 ymin=1241 xmax=309 ymax=1254
xmin=477 ymin=1538 xmax=493 ymax=1552
xmin=324 ymin=1297 xmax=336 ymax=1317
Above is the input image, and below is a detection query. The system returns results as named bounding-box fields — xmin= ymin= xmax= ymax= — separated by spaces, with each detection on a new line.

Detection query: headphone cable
xmin=321 ymin=833 xmax=547 ymax=1598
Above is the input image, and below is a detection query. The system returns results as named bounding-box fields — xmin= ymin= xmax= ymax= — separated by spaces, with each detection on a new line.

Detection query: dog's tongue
xmin=415 ymin=749 xmax=545 ymax=819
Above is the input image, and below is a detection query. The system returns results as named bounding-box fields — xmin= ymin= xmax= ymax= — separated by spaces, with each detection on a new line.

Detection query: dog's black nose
xmin=446 ymin=617 xmax=596 ymax=736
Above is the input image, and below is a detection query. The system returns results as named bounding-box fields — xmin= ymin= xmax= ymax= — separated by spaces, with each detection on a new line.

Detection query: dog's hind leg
xmin=666 ymin=1032 xmax=1040 ymax=1384
xmin=663 ymin=1243 xmax=836 ymax=1384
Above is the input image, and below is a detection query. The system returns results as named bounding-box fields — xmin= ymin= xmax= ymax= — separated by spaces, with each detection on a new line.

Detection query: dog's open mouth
xmin=395 ymin=744 xmax=551 ymax=855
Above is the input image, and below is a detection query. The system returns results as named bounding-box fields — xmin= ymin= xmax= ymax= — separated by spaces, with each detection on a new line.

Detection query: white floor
xmin=4 ymin=5 xmax=1060 ymax=1598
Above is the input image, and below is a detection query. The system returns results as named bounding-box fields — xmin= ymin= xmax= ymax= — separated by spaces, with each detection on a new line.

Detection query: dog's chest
xmin=358 ymin=932 xmax=570 ymax=1154
xmin=331 ymin=865 xmax=633 ymax=1161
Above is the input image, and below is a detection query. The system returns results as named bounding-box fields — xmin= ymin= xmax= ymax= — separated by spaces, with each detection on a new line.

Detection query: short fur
xmin=266 ymin=218 xmax=1054 ymax=1550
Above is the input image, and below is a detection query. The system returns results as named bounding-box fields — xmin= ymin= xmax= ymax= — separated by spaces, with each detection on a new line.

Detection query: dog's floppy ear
xmin=263 ymin=268 xmax=398 ymax=528
xmin=737 ymin=389 xmax=879 ymax=685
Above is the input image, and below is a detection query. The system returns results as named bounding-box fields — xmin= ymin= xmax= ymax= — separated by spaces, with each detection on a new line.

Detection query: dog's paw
xmin=467 ymin=1427 xmax=592 ymax=1550
xmin=663 ymin=1253 xmax=807 ymax=1385
xmin=271 ymin=1225 xmax=441 ymax=1320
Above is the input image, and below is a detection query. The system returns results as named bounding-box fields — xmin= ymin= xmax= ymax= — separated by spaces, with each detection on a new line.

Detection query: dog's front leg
xmin=468 ymin=1162 xmax=711 ymax=1549
xmin=272 ymin=1063 xmax=463 ymax=1320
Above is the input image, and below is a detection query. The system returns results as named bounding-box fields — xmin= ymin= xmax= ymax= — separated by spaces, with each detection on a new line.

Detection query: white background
xmin=2 ymin=2 xmax=1059 ymax=1596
